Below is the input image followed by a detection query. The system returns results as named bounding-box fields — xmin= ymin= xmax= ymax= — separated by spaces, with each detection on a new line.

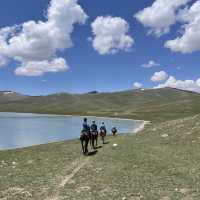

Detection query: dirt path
xmin=46 ymin=157 xmax=89 ymax=200
xmin=59 ymin=158 xmax=89 ymax=187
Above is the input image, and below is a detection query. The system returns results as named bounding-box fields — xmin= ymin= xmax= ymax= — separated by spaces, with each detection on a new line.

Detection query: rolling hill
xmin=0 ymin=88 xmax=200 ymax=122
xmin=0 ymin=91 xmax=28 ymax=103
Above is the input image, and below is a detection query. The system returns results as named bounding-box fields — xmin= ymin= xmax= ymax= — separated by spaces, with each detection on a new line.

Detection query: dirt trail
xmin=46 ymin=157 xmax=89 ymax=200
xmin=59 ymin=158 xmax=89 ymax=187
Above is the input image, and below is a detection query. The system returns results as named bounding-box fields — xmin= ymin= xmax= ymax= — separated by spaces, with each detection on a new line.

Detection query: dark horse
xmin=90 ymin=131 xmax=98 ymax=149
xmin=111 ymin=127 xmax=117 ymax=136
xmin=80 ymin=130 xmax=90 ymax=155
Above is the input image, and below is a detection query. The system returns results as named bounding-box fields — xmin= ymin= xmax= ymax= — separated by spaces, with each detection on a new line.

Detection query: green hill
xmin=0 ymin=91 xmax=28 ymax=103
xmin=0 ymin=87 xmax=200 ymax=121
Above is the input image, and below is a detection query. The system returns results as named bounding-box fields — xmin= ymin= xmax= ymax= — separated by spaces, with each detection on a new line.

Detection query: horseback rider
xmin=91 ymin=121 xmax=97 ymax=132
xmin=100 ymin=122 xmax=107 ymax=144
xmin=82 ymin=118 xmax=89 ymax=131
xmin=111 ymin=126 xmax=117 ymax=136
xmin=90 ymin=121 xmax=98 ymax=149
xmin=100 ymin=122 xmax=106 ymax=132
xmin=80 ymin=118 xmax=90 ymax=154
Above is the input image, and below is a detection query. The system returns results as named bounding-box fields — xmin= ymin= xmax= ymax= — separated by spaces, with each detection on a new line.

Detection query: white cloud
xmin=165 ymin=0 xmax=200 ymax=53
xmin=15 ymin=58 xmax=68 ymax=76
xmin=155 ymin=76 xmax=200 ymax=93
xmin=197 ymin=78 xmax=200 ymax=87
xmin=151 ymin=71 xmax=168 ymax=82
xmin=135 ymin=0 xmax=191 ymax=37
xmin=0 ymin=55 xmax=8 ymax=67
xmin=0 ymin=0 xmax=87 ymax=76
xmin=141 ymin=60 xmax=161 ymax=68
xmin=91 ymin=16 xmax=134 ymax=55
xmin=134 ymin=82 xmax=143 ymax=89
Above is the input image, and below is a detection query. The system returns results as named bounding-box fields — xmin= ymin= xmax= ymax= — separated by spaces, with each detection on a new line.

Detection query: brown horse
xmin=80 ymin=130 xmax=90 ymax=155
xmin=111 ymin=127 xmax=117 ymax=136
xmin=100 ymin=129 xmax=106 ymax=144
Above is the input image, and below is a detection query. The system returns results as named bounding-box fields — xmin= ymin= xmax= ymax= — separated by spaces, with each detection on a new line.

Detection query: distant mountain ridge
xmin=0 ymin=87 xmax=200 ymax=122
xmin=0 ymin=90 xmax=28 ymax=103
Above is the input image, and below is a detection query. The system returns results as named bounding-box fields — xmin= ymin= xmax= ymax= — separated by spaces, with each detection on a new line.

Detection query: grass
xmin=1 ymin=114 xmax=200 ymax=199
xmin=1 ymin=88 xmax=200 ymax=122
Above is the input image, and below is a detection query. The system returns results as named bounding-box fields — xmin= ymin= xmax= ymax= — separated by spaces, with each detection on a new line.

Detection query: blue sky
xmin=0 ymin=0 xmax=200 ymax=95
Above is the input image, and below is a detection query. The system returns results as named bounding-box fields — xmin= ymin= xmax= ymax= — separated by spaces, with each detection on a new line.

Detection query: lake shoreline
xmin=0 ymin=112 xmax=148 ymax=151
xmin=0 ymin=111 xmax=145 ymax=121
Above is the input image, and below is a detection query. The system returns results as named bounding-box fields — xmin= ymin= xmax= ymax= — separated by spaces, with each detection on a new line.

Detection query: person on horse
xmin=80 ymin=118 xmax=90 ymax=155
xmin=100 ymin=122 xmax=107 ymax=144
xmin=111 ymin=126 xmax=117 ymax=136
xmin=90 ymin=121 xmax=98 ymax=149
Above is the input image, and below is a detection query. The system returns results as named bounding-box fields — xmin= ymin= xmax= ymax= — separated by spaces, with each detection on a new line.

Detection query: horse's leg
xmin=95 ymin=135 xmax=97 ymax=147
xmin=90 ymin=135 xmax=92 ymax=148
xmin=80 ymin=138 xmax=84 ymax=154
xmin=85 ymin=137 xmax=89 ymax=154
xmin=92 ymin=134 xmax=95 ymax=149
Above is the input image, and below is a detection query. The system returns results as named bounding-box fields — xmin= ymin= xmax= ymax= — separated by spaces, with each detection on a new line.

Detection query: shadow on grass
xmin=103 ymin=141 xmax=110 ymax=144
xmin=87 ymin=150 xmax=98 ymax=156
xmin=95 ymin=145 xmax=102 ymax=149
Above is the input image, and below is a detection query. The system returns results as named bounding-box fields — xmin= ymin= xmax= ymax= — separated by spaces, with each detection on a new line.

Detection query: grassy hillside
xmin=1 ymin=114 xmax=200 ymax=199
xmin=0 ymin=91 xmax=28 ymax=103
xmin=0 ymin=88 xmax=200 ymax=122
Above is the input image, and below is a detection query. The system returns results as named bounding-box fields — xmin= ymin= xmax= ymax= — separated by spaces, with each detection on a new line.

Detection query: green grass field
xmin=1 ymin=114 xmax=200 ymax=200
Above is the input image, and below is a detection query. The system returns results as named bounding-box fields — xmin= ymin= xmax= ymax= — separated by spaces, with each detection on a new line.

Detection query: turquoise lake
xmin=0 ymin=112 xmax=143 ymax=150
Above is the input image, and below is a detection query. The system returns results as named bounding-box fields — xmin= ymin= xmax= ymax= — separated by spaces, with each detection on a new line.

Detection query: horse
xmin=100 ymin=129 xmax=106 ymax=144
xmin=90 ymin=131 xmax=98 ymax=149
xmin=80 ymin=130 xmax=90 ymax=155
xmin=111 ymin=127 xmax=117 ymax=136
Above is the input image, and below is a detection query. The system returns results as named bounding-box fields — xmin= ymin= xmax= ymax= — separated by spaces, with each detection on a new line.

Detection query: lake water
xmin=0 ymin=112 xmax=144 ymax=150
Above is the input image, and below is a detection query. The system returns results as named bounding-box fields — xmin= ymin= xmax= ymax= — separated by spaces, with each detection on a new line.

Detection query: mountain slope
xmin=0 ymin=91 xmax=28 ymax=103
xmin=0 ymin=88 xmax=200 ymax=122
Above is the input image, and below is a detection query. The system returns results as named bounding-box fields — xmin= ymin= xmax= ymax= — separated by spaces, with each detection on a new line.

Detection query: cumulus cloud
xmin=0 ymin=0 xmax=87 ymax=76
xmin=0 ymin=55 xmax=8 ymax=67
xmin=91 ymin=16 xmax=134 ymax=55
xmin=141 ymin=60 xmax=161 ymax=68
xmin=133 ymin=82 xmax=143 ymax=89
xmin=135 ymin=0 xmax=191 ymax=37
xmin=155 ymin=76 xmax=200 ymax=93
xmin=15 ymin=58 xmax=68 ymax=76
xmin=165 ymin=0 xmax=200 ymax=53
xmin=151 ymin=71 xmax=168 ymax=82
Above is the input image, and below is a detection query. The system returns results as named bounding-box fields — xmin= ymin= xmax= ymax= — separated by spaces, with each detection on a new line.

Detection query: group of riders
xmin=80 ymin=118 xmax=117 ymax=155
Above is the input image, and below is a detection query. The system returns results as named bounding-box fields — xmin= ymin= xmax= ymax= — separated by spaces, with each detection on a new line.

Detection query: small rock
xmin=161 ymin=134 xmax=168 ymax=138
xmin=1 ymin=160 xmax=7 ymax=165
xmin=179 ymin=188 xmax=189 ymax=195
